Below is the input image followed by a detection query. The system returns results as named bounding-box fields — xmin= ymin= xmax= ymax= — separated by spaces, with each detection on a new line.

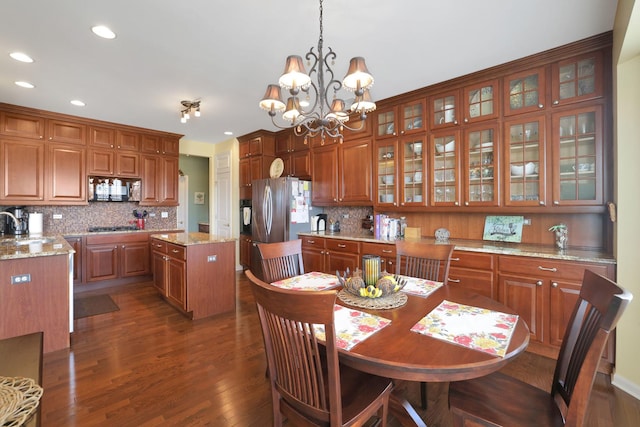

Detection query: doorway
xmin=178 ymin=155 xmax=210 ymax=232
xmin=214 ymin=152 xmax=232 ymax=238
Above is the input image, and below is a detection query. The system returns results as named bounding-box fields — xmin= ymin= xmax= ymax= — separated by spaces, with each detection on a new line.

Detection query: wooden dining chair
xmin=395 ymin=240 xmax=455 ymax=409
xmin=245 ymin=270 xmax=393 ymax=427
xmin=257 ymin=239 xmax=305 ymax=283
xmin=448 ymin=270 xmax=632 ymax=427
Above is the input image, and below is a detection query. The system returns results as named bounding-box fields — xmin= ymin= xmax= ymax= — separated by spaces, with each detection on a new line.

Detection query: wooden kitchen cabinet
xmin=239 ymin=234 xmax=252 ymax=268
xmin=151 ymin=236 xmax=236 ymax=319
xmin=430 ymin=90 xmax=460 ymax=129
xmin=497 ymin=254 xmax=614 ymax=360
xmin=311 ymin=137 xmax=372 ymax=206
xmin=238 ymin=155 xmax=275 ymax=200
xmin=374 ymin=97 xmax=426 ymax=140
xmin=275 ymin=129 xmax=311 ymax=180
xmin=430 ymin=129 xmax=460 ymax=207
xmin=462 ymin=79 xmax=500 ymax=124
xmin=88 ymin=126 xmax=140 ymax=177
xmin=46 ymin=119 xmax=86 ymax=145
xmin=448 ymin=251 xmax=495 ymax=299
xmin=85 ymin=233 xmax=150 ymax=282
xmin=300 ymin=236 xmax=360 ymax=274
xmin=503 ymin=66 xmax=547 ymax=116
xmin=551 ymin=50 xmax=604 ymax=108
xmin=140 ymin=155 xmax=178 ymax=206
xmin=0 ymin=110 xmax=45 ymax=139
xmin=0 ymin=138 xmax=45 ymax=202
xmin=463 ymin=123 xmax=499 ymax=207
xmin=46 ymin=143 xmax=87 ymax=204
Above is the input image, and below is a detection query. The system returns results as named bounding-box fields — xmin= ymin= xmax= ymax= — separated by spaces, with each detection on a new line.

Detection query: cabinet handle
xmin=307 ymin=240 xmax=315 ymax=244
xmin=448 ymin=278 xmax=461 ymax=283
xmin=382 ymin=249 xmax=392 ymax=253
xmin=451 ymin=257 xmax=460 ymax=262
xmin=387 ymin=261 xmax=393 ymax=265
xmin=338 ymin=244 xmax=346 ymax=248
xmin=552 ymin=282 xmax=558 ymax=288
xmin=536 ymin=280 xmax=543 ymax=286
xmin=171 ymin=249 xmax=179 ymax=253
xmin=538 ymin=266 xmax=557 ymax=272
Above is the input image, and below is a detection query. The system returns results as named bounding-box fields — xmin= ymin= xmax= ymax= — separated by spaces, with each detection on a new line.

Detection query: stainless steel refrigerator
xmin=250 ymin=177 xmax=319 ymax=280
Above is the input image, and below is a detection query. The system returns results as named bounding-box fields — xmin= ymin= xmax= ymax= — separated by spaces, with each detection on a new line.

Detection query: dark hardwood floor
xmin=41 ymin=272 xmax=640 ymax=426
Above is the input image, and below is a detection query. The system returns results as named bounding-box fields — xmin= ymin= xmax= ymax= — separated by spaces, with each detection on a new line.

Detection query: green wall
xmin=179 ymin=155 xmax=209 ymax=232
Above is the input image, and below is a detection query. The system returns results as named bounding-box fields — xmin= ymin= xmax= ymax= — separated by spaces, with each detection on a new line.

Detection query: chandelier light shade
xmin=259 ymin=0 xmax=376 ymax=143
xmin=180 ymin=100 xmax=201 ymax=123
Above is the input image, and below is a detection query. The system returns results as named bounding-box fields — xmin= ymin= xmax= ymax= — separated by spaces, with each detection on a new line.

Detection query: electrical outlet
xmin=149 ymin=212 xmax=156 ymax=217
xmin=53 ymin=214 xmax=62 ymax=219
xmin=342 ymin=214 xmax=349 ymax=219
xmin=161 ymin=212 xmax=168 ymax=218
xmin=523 ymin=218 xmax=532 ymax=225
xmin=11 ymin=274 xmax=31 ymax=284
xmin=207 ymin=255 xmax=217 ymax=262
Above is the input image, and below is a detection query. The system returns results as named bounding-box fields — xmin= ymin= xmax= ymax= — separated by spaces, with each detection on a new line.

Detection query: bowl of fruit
xmin=337 ymin=268 xmax=407 ymax=299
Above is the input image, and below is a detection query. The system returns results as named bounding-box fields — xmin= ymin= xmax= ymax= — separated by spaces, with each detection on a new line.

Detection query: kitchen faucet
xmin=0 ymin=211 xmax=20 ymax=232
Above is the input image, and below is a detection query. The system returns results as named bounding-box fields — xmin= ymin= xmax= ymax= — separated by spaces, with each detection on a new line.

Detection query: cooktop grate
xmin=88 ymin=225 xmax=138 ymax=232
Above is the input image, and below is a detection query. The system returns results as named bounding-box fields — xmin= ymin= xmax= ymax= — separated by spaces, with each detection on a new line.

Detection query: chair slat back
xmin=245 ymin=270 xmax=341 ymax=424
xmin=258 ymin=240 xmax=305 ymax=283
xmin=395 ymin=241 xmax=454 ymax=284
xmin=552 ymin=270 xmax=632 ymax=425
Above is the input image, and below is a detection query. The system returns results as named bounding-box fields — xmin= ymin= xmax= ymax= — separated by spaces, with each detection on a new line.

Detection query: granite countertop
xmin=63 ymin=227 xmax=182 ymax=237
xmin=150 ymin=232 xmax=236 ymax=246
xmin=0 ymin=235 xmax=75 ymax=260
xmin=297 ymin=231 xmax=616 ymax=265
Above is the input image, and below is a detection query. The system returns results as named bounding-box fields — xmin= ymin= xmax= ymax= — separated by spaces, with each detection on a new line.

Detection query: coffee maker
xmin=3 ymin=206 xmax=29 ymax=235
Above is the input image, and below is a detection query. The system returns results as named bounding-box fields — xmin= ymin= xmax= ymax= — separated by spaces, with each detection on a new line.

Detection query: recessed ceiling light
xmin=70 ymin=100 xmax=86 ymax=107
xmin=15 ymin=81 xmax=35 ymax=88
xmin=224 ymin=131 xmax=233 ymax=136
xmin=9 ymin=52 xmax=34 ymax=63
xmin=91 ymin=25 xmax=116 ymax=39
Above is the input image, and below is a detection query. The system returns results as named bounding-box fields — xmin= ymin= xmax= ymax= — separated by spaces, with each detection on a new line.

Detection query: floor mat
xmin=74 ymin=295 xmax=119 ymax=319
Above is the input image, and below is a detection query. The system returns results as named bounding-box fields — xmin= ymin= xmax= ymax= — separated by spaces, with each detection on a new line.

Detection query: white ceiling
xmin=0 ymin=0 xmax=617 ymax=145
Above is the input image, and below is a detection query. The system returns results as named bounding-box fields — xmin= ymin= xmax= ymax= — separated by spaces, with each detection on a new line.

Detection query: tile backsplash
xmin=323 ymin=206 xmax=373 ymax=234
xmin=1 ymin=204 xmax=177 ymax=235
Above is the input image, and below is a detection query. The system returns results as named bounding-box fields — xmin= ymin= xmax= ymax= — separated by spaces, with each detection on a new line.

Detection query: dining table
xmin=270 ymin=272 xmax=530 ymax=427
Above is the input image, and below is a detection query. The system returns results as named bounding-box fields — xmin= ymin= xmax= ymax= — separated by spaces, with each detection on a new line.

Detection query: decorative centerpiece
xmin=336 ymin=267 xmax=408 ymax=309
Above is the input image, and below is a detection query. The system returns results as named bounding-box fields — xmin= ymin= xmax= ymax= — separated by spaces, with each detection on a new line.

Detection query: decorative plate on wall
xmin=269 ymin=158 xmax=284 ymax=178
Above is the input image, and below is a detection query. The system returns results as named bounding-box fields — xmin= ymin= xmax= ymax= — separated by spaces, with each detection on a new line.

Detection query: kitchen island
xmin=150 ymin=232 xmax=236 ymax=319
xmin=0 ymin=235 xmax=74 ymax=353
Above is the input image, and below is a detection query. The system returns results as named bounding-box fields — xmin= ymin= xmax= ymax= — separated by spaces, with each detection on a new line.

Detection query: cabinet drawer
xmin=361 ymin=242 xmax=396 ymax=258
xmin=451 ymin=251 xmax=494 ymax=270
xmin=498 ymin=256 xmax=609 ymax=280
xmin=86 ymin=232 xmax=149 ymax=245
xmin=166 ymin=243 xmax=186 ymax=260
xmin=301 ymin=236 xmax=325 ymax=249
xmin=151 ymin=239 xmax=167 ymax=253
xmin=448 ymin=267 xmax=496 ymax=299
xmin=325 ymin=239 xmax=359 ymax=253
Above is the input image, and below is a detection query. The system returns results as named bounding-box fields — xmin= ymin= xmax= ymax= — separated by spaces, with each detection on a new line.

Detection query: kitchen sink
xmin=7 ymin=237 xmax=56 ymax=246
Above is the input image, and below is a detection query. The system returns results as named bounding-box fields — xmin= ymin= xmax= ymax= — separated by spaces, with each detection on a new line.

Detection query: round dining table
xmin=336 ymin=284 xmax=530 ymax=427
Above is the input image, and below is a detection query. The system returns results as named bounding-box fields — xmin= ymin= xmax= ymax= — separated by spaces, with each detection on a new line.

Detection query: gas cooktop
xmin=88 ymin=225 xmax=138 ymax=232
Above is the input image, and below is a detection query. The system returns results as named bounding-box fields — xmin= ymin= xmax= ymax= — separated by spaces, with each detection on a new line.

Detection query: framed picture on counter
xmin=482 ymin=215 xmax=524 ymax=243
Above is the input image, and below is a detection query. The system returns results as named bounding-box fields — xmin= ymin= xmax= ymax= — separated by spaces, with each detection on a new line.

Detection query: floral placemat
xmin=314 ymin=305 xmax=391 ymax=351
xmin=271 ymin=272 xmax=340 ymax=291
xmin=398 ymin=275 xmax=443 ymax=298
xmin=410 ymin=300 xmax=519 ymax=357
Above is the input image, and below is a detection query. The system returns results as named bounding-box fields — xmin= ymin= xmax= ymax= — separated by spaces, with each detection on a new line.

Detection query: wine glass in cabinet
xmin=464 ymin=124 xmax=499 ymax=206
xmin=551 ymin=105 xmax=603 ymax=206
xmin=504 ymin=117 xmax=546 ymax=206
xmin=430 ymin=130 xmax=460 ymax=206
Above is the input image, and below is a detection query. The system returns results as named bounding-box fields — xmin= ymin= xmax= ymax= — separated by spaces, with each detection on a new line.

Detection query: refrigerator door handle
xmin=264 ymin=183 xmax=272 ymax=236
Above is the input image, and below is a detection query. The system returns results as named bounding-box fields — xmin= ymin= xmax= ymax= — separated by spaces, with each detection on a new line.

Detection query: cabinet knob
xmin=464 ymin=118 xmax=469 ymax=123
xmin=553 ymin=200 xmax=559 ymax=205
xmin=538 ymin=104 xmax=544 ymax=109
xmin=536 ymin=280 xmax=543 ymax=286
xmin=454 ymin=201 xmax=459 ymax=206
xmin=539 ymin=201 xmax=545 ymax=205
xmin=464 ymin=201 xmax=469 ymax=206
xmin=49 ymin=137 xmax=53 ymax=140
xmin=454 ymin=119 xmax=459 ymax=125
xmin=553 ymin=100 xmax=559 ymax=105
xmin=552 ymin=282 xmax=558 ymax=288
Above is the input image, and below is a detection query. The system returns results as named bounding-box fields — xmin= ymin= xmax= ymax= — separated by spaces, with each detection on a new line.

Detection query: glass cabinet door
xmin=399 ymin=136 xmax=426 ymax=206
xmin=552 ymin=51 xmax=603 ymax=107
xmin=375 ymin=106 xmax=397 ymax=139
xmin=503 ymin=67 xmax=546 ymax=116
xmin=464 ymin=124 xmax=498 ymax=206
xmin=552 ymin=106 xmax=602 ymax=206
xmin=400 ymin=99 xmax=426 ymax=135
xmin=463 ymin=79 xmax=499 ymax=124
xmin=430 ymin=130 xmax=460 ymax=206
xmin=375 ymin=141 xmax=397 ymax=206
xmin=430 ymin=91 xmax=459 ymax=129
xmin=505 ymin=117 xmax=545 ymax=206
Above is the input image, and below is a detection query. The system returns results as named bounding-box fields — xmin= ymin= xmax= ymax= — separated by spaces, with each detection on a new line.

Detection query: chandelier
xmin=180 ymin=100 xmax=201 ymax=123
xmin=259 ymin=0 xmax=376 ymax=144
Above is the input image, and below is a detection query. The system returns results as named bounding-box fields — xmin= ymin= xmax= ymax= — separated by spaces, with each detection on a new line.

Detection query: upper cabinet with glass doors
xmin=430 ymin=91 xmax=459 ymax=129
xmin=504 ymin=117 xmax=546 ymax=206
xmin=503 ymin=67 xmax=546 ymax=116
xmin=551 ymin=51 xmax=604 ymax=107
xmin=430 ymin=130 xmax=460 ymax=206
xmin=551 ymin=105 xmax=603 ymax=206
xmin=463 ymin=79 xmax=500 ymax=124
xmin=375 ymin=140 xmax=397 ymax=207
xmin=464 ymin=124 xmax=499 ymax=207
xmin=374 ymin=98 xmax=426 ymax=140
xmin=399 ymin=136 xmax=426 ymax=206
